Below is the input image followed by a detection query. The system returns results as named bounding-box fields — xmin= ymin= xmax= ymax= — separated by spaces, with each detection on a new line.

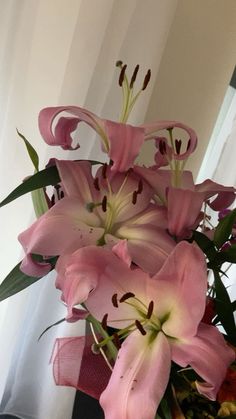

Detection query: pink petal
xmin=142 ymin=120 xmax=197 ymax=160
xmin=54 ymin=116 xmax=80 ymax=150
xmin=171 ymin=323 xmax=235 ymax=400
xmin=134 ymin=166 xmax=170 ymax=204
xmin=167 ymin=188 xmax=204 ymax=237
xmin=95 ymin=165 xmax=153 ymax=222
xmin=38 ymin=106 xmax=106 ymax=150
xmin=18 ymin=197 xmax=103 ymax=257
xmin=196 ymin=179 xmax=235 ymax=210
xmin=112 ymin=240 xmax=132 ymax=268
xmin=20 ymin=254 xmax=51 ymax=277
xmin=56 ymin=160 xmax=99 ymax=203
xmin=152 ymin=242 xmax=208 ymax=338
xmin=104 ymin=120 xmax=145 ymax=172
xmin=66 ymin=307 xmax=89 ymax=322
xmin=100 ymin=330 xmax=171 ymax=419
xmin=113 ymin=224 xmax=175 ymax=274
xmin=63 ymin=246 xmax=148 ymax=328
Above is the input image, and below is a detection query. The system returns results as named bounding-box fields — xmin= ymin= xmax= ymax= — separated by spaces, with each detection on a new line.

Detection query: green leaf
xmin=218 ymin=244 xmax=236 ymax=263
xmin=214 ymin=208 xmax=236 ymax=249
xmin=192 ymin=230 xmax=217 ymax=261
xmin=17 ymin=129 xmax=39 ymax=172
xmin=0 ymin=165 xmax=60 ymax=208
xmin=0 ymin=160 xmax=102 ymax=209
xmin=0 ymin=262 xmax=42 ymax=302
xmin=31 ymin=188 xmax=49 ymax=217
xmin=38 ymin=317 xmax=65 ymax=341
xmin=213 ymin=270 xmax=236 ymax=341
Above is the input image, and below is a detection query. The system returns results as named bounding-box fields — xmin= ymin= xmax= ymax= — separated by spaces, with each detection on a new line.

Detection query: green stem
xmin=87 ymin=314 xmax=118 ymax=361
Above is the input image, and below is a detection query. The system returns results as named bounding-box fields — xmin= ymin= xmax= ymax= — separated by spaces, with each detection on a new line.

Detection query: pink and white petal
xmin=95 ymin=166 xmax=153 ymax=222
xmin=63 ymin=246 xmax=149 ymax=327
xmin=18 ymin=197 xmax=102 ymax=256
xmin=100 ymin=330 xmax=171 ymax=419
xmin=142 ymin=120 xmax=197 ymax=160
xmin=56 ymin=160 xmax=99 ymax=203
xmin=153 ymin=242 xmax=207 ymax=338
xmin=38 ymin=106 xmax=107 ymax=149
xmin=167 ymin=188 xmax=204 ymax=237
xmin=115 ymin=224 xmax=175 ymax=274
xmin=134 ymin=166 xmax=171 ymax=204
xmin=20 ymin=254 xmax=51 ymax=277
xmin=104 ymin=120 xmax=145 ymax=172
xmin=171 ymin=323 xmax=235 ymax=400
xmin=126 ymin=204 xmax=168 ymax=229
xmin=195 ymin=180 xmax=236 ymax=210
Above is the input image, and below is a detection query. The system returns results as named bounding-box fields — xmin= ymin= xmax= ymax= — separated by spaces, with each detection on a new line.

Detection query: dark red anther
xmin=102 ymin=195 xmax=107 ymax=212
xmin=113 ymin=333 xmax=121 ymax=349
xmin=112 ymin=293 xmax=119 ymax=308
xmin=130 ymin=64 xmax=139 ymax=88
xmin=102 ymin=163 xmax=108 ymax=179
xmin=146 ymin=301 xmax=154 ymax=319
xmin=142 ymin=69 xmax=151 ymax=90
xmin=135 ymin=320 xmax=147 ymax=335
xmin=175 ymin=139 xmax=182 ymax=155
xmin=159 ymin=140 xmax=166 ymax=155
xmin=101 ymin=313 xmax=108 ymax=331
xmin=94 ymin=177 xmax=100 ymax=191
xmin=119 ymin=64 xmax=127 ymax=87
xmin=120 ymin=292 xmax=135 ymax=303
xmin=137 ymin=179 xmax=143 ymax=195
xmin=186 ymin=138 xmax=191 ymax=151
xmin=132 ymin=191 xmax=138 ymax=205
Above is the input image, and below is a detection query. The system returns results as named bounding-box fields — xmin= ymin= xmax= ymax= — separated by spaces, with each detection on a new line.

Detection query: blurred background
xmin=0 ymin=1 xmax=236 ymax=418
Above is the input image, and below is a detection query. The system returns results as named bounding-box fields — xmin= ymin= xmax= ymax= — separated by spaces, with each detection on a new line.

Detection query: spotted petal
xmin=100 ymin=330 xmax=171 ymax=419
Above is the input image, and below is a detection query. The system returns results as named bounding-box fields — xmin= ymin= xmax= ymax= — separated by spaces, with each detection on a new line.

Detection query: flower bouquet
xmin=1 ymin=62 xmax=236 ymax=419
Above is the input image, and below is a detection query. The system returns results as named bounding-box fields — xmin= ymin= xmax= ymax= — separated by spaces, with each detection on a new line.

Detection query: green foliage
xmin=17 ymin=129 xmax=39 ymax=171
xmin=213 ymin=270 xmax=236 ymax=343
xmin=214 ymin=208 xmax=236 ymax=249
xmin=0 ymin=262 xmax=42 ymax=301
xmin=0 ymin=165 xmax=60 ymax=208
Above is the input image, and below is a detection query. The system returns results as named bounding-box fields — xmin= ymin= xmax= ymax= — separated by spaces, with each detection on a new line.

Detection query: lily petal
xmin=171 ymin=323 xmax=235 ymax=400
xmin=56 ymin=160 xmax=99 ymax=204
xmin=104 ymin=120 xmax=145 ymax=172
xmin=18 ymin=197 xmax=103 ymax=259
xmin=39 ymin=106 xmax=146 ymax=172
xmin=100 ymin=330 xmax=171 ymax=419
xmin=113 ymin=224 xmax=175 ymax=274
xmin=20 ymin=254 xmax=51 ymax=277
xmin=167 ymin=188 xmax=204 ymax=238
xmin=152 ymin=242 xmax=207 ymax=338
xmin=142 ymin=121 xmax=198 ymax=161
xmin=196 ymin=179 xmax=235 ymax=210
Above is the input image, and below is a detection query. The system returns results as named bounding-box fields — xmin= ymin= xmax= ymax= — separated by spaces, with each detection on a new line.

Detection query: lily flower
xmin=55 ymin=241 xmax=235 ymax=419
xmin=38 ymin=105 xmax=197 ymax=173
xmin=18 ymin=160 xmax=175 ymax=277
xmin=134 ymin=166 xmax=236 ymax=238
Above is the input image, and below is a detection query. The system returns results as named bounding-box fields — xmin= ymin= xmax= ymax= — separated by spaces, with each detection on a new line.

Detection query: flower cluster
xmin=1 ymin=63 xmax=236 ymax=419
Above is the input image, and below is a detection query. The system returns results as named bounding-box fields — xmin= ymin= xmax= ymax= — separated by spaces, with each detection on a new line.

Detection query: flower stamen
xmin=120 ymin=292 xmax=135 ymax=303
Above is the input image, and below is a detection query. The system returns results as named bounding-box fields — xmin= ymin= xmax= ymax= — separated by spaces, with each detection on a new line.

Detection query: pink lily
xmin=38 ymin=106 xmax=197 ymax=172
xmin=18 ymin=160 xmax=175 ymax=277
xmin=135 ymin=166 xmax=236 ymax=238
xmin=54 ymin=241 xmax=235 ymax=419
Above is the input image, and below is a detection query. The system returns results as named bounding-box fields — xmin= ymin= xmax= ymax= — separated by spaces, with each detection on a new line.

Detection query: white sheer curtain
xmin=0 ymin=1 xmax=178 ymax=418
